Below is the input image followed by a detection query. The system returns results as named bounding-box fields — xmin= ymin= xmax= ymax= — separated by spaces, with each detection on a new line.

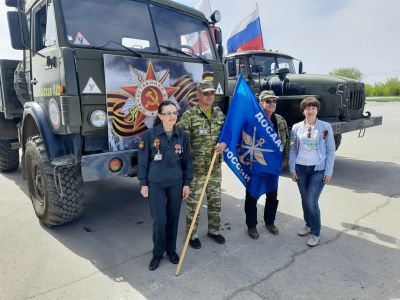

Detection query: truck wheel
xmin=14 ymin=61 xmax=30 ymax=106
xmin=25 ymin=135 xmax=84 ymax=226
xmin=334 ymin=134 xmax=342 ymax=151
xmin=0 ymin=139 xmax=19 ymax=172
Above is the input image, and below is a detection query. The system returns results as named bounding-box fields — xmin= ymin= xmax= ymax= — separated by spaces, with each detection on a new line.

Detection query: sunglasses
xmin=202 ymin=91 xmax=215 ymax=96
xmin=307 ymin=126 xmax=312 ymax=138
xmin=262 ymin=99 xmax=277 ymax=104
xmin=159 ymin=111 xmax=178 ymax=116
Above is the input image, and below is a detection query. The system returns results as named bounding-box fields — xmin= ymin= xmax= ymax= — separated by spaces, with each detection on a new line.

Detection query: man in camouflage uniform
xmin=178 ymin=80 xmax=226 ymax=249
xmin=245 ymin=90 xmax=290 ymax=239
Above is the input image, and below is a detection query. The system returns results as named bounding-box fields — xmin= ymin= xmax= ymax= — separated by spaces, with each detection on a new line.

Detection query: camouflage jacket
xmin=178 ymin=105 xmax=225 ymax=175
xmin=273 ymin=113 xmax=290 ymax=162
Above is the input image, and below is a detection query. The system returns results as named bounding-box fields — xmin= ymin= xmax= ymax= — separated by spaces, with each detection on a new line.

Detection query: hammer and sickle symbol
xmin=145 ymin=87 xmax=159 ymax=108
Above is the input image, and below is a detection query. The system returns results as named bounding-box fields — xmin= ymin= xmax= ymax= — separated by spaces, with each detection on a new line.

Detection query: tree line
xmin=329 ymin=68 xmax=400 ymax=96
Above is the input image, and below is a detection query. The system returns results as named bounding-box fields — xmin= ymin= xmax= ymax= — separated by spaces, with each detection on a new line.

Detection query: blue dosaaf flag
xmin=219 ymin=76 xmax=284 ymax=199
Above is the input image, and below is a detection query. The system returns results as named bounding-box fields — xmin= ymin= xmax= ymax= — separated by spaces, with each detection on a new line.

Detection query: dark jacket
xmin=138 ymin=125 xmax=193 ymax=186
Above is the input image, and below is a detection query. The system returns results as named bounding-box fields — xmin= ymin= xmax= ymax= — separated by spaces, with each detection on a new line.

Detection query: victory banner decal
xmin=104 ymin=54 xmax=211 ymax=151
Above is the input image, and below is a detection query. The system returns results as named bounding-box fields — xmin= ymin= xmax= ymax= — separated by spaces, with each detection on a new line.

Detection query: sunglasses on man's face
xmin=202 ymin=91 xmax=215 ymax=96
xmin=262 ymin=99 xmax=277 ymax=104
xmin=159 ymin=111 xmax=178 ymax=116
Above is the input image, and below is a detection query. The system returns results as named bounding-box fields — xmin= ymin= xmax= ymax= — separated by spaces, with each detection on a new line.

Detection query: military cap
xmin=197 ymin=80 xmax=215 ymax=93
xmin=259 ymin=90 xmax=278 ymax=101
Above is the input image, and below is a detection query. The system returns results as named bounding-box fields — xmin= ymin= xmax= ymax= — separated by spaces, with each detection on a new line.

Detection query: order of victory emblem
xmin=119 ymin=63 xmax=179 ymax=131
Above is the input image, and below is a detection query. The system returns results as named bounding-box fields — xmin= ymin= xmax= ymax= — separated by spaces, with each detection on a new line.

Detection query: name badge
xmin=199 ymin=128 xmax=209 ymax=135
xmin=154 ymin=152 xmax=163 ymax=161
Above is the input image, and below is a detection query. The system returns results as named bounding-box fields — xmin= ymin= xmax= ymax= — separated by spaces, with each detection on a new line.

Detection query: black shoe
xmin=248 ymin=228 xmax=259 ymax=239
xmin=207 ymin=233 xmax=226 ymax=244
xmin=266 ymin=224 xmax=279 ymax=235
xmin=149 ymin=257 xmax=161 ymax=271
xmin=167 ymin=252 xmax=180 ymax=264
xmin=189 ymin=238 xmax=201 ymax=249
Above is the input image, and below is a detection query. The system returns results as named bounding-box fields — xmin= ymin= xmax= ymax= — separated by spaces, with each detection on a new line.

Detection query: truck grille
xmin=349 ymin=89 xmax=364 ymax=110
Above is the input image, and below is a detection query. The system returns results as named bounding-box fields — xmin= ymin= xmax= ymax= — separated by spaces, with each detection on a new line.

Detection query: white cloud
xmin=195 ymin=0 xmax=400 ymax=84
xmin=1 ymin=0 xmax=398 ymax=83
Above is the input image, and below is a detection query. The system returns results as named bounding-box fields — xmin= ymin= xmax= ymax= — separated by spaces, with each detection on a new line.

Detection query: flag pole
xmin=255 ymin=3 xmax=265 ymax=50
xmin=175 ymin=151 xmax=218 ymax=276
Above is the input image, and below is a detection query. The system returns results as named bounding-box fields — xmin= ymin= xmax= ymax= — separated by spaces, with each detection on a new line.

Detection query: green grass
xmin=366 ymin=97 xmax=400 ymax=102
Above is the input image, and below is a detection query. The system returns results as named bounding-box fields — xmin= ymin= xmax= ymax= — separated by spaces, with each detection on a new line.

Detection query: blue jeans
xmin=295 ymin=164 xmax=325 ymax=236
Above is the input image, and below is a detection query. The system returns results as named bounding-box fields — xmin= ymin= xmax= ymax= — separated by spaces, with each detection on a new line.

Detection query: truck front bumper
xmin=329 ymin=116 xmax=383 ymax=135
xmin=81 ymin=149 xmax=138 ymax=182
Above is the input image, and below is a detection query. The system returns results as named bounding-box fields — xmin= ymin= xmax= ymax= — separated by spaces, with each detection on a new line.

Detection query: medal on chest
xmin=174 ymin=144 xmax=182 ymax=154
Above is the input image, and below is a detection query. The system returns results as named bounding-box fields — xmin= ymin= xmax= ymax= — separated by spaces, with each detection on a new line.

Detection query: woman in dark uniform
xmin=138 ymin=100 xmax=193 ymax=271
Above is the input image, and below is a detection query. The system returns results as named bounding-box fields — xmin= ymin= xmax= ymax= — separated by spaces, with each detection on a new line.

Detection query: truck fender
xmin=21 ymin=102 xmax=81 ymax=163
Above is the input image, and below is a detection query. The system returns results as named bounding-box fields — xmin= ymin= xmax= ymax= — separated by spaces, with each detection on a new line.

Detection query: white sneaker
xmin=306 ymin=235 xmax=320 ymax=247
xmin=297 ymin=226 xmax=311 ymax=236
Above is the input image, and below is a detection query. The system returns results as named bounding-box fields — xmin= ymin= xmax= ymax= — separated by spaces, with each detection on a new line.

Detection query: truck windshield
xmin=60 ymin=0 xmax=216 ymax=60
xmin=150 ymin=4 xmax=216 ymax=60
xmin=251 ymin=55 xmax=296 ymax=75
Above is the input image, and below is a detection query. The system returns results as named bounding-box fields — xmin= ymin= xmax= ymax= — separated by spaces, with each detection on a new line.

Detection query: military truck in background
xmin=224 ymin=50 xmax=383 ymax=149
xmin=0 ymin=0 xmax=225 ymax=226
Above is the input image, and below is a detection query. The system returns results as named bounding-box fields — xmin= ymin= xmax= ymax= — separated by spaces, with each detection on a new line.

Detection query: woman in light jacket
xmin=289 ymin=97 xmax=335 ymax=247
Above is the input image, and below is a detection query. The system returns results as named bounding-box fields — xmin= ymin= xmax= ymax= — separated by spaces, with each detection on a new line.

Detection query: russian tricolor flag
xmin=227 ymin=10 xmax=264 ymax=54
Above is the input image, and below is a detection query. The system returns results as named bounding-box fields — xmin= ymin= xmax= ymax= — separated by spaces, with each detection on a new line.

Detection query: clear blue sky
xmin=1 ymin=0 xmax=399 ymax=84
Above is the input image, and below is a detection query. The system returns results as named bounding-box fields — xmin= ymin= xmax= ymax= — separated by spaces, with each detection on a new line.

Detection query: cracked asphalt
xmin=1 ymin=102 xmax=399 ymax=300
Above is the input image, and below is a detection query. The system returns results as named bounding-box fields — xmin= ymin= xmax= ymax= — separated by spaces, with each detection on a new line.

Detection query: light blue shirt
xmin=289 ymin=119 xmax=336 ymax=176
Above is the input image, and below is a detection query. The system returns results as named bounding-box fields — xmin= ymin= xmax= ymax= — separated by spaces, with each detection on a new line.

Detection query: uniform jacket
xmin=272 ymin=113 xmax=290 ymax=163
xmin=138 ymin=125 xmax=193 ymax=186
xmin=289 ymin=119 xmax=336 ymax=176
xmin=178 ymin=105 xmax=225 ymax=175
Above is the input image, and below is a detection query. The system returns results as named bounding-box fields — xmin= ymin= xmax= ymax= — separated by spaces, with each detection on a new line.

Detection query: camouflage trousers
xmin=186 ymin=167 xmax=222 ymax=239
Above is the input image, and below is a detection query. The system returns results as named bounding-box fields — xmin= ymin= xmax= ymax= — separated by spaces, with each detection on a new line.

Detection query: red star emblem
xmin=120 ymin=63 xmax=179 ymax=129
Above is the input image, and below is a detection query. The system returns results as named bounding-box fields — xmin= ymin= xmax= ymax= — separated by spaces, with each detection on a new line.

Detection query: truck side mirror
xmin=7 ymin=11 xmax=30 ymax=50
xmin=214 ymin=27 xmax=222 ymax=44
xmin=299 ymin=61 xmax=303 ymax=74
xmin=6 ymin=0 xmax=19 ymax=7
xmin=226 ymin=60 xmax=236 ymax=77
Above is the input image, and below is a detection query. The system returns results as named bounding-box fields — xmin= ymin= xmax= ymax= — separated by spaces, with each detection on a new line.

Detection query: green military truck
xmin=224 ymin=50 xmax=382 ymax=149
xmin=0 ymin=0 xmax=225 ymax=226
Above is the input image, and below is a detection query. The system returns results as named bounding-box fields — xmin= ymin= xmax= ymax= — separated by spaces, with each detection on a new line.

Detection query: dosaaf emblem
xmin=238 ymin=127 xmax=273 ymax=168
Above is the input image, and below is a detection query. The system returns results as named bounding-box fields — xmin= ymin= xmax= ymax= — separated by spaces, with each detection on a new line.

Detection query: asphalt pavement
xmin=0 ymin=102 xmax=399 ymax=300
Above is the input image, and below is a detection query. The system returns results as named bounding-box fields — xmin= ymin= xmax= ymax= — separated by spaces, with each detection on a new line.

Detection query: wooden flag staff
xmin=175 ymin=151 xmax=218 ymax=276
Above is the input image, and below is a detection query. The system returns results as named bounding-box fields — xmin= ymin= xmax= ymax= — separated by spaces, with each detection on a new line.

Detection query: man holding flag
xmin=219 ymin=77 xmax=288 ymax=239
xmin=244 ymin=90 xmax=289 ymax=239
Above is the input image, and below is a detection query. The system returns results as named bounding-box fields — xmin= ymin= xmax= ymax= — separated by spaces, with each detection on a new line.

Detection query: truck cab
xmin=1 ymin=0 xmax=225 ymax=225
xmin=224 ymin=50 xmax=382 ymax=148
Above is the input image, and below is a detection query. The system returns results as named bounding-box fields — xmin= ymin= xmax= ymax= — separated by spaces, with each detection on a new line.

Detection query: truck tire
xmin=14 ymin=61 xmax=30 ymax=106
xmin=334 ymin=134 xmax=342 ymax=151
xmin=25 ymin=135 xmax=84 ymax=226
xmin=0 ymin=139 xmax=19 ymax=172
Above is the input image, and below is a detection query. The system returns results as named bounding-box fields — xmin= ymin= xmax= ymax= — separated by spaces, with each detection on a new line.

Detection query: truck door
xmin=31 ymin=0 xmax=61 ymax=121
xmin=225 ymin=57 xmax=245 ymax=96
xmin=248 ymin=55 xmax=263 ymax=95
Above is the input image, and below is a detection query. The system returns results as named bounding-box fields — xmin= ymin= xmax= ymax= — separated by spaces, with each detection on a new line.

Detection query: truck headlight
xmin=89 ymin=110 xmax=107 ymax=128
